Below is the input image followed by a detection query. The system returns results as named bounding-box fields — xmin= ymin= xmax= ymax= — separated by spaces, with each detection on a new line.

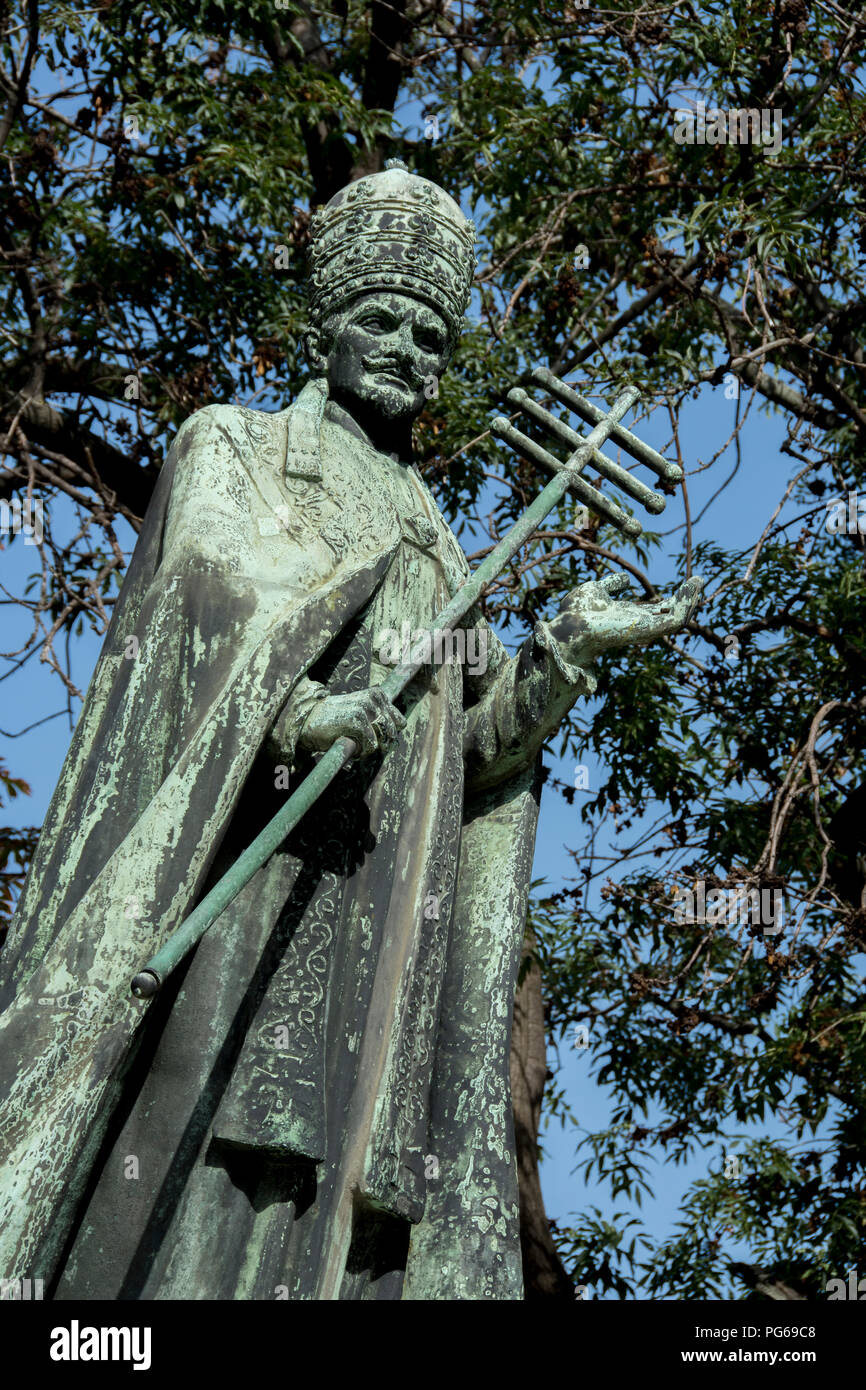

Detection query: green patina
xmin=0 ymin=161 xmax=701 ymax=1301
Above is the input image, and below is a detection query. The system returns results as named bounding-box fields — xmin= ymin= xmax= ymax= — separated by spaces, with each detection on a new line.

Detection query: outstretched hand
xmin=547 ymin=571 xmax=704 ymax=668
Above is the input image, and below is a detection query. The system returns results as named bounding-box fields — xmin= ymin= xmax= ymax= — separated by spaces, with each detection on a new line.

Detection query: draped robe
xmin=0 ymin=380 xmax=593 ymax=1300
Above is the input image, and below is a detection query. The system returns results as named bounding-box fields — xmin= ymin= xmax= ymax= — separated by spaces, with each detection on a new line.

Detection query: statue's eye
xmin=360 ymin=313 xmax=393 ymax=332
xmin=417 ymin=331 xmax=443 ymax=353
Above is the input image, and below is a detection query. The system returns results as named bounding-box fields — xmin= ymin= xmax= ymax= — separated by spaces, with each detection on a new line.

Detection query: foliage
xmin=0 ymin=760 xmax=36 ymax=940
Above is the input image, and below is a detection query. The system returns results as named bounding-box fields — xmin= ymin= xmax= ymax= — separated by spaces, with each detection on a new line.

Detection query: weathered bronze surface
xmin=0 ymin=160 xmax=701 ymax=1301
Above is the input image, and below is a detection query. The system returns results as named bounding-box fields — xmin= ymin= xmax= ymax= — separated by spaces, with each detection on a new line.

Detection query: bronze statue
xmin=0 ymin=160 xmax=701 ymax=1300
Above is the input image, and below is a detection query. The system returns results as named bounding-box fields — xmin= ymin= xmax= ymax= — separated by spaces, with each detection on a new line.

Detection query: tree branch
xmin=0 ymin=0 xmax=38 ymax=153
xmin=2 ymin=395 xmax=157 ymax=522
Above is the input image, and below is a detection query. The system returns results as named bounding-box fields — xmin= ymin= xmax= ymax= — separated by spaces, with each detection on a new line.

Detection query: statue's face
xmin=311 ymin=291 xmax=452 ymax=424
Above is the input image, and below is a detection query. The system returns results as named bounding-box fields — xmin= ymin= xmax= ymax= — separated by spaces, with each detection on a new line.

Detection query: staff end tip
xmin=131 ymin=969 xmax=161 ymax=1000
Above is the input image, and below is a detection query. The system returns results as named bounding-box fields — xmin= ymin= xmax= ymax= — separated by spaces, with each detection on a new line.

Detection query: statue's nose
xmin=391 ymin=321 xmax=415 ymax=359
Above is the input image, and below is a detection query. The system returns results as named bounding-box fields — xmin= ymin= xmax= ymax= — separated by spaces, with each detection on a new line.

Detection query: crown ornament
xmin=307 ymin=158 xmax=476 ymax=342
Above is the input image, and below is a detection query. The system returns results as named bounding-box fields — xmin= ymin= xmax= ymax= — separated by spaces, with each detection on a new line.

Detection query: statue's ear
xmin=303 ymin=325 xmax=327 ymax=374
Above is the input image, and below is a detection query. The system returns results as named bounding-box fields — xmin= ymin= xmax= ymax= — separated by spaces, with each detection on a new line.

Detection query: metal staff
xmin=130 ymin=379 xmax=654 ymax=998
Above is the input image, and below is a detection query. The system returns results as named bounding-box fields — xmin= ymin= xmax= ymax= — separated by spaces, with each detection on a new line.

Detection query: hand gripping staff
xmin=131 ymin=378 xmax=679 ymax=998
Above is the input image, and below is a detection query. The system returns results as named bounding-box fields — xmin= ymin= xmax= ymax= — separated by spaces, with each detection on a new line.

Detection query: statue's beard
xmin=327 ymin=371 xmax=420 ymax=457
xmin=334 ymin=357 xmax=424 ymax=425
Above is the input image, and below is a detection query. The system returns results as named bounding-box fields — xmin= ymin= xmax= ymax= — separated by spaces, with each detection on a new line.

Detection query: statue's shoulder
xmin=171 ymin=402 xmax=291 ymax=463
